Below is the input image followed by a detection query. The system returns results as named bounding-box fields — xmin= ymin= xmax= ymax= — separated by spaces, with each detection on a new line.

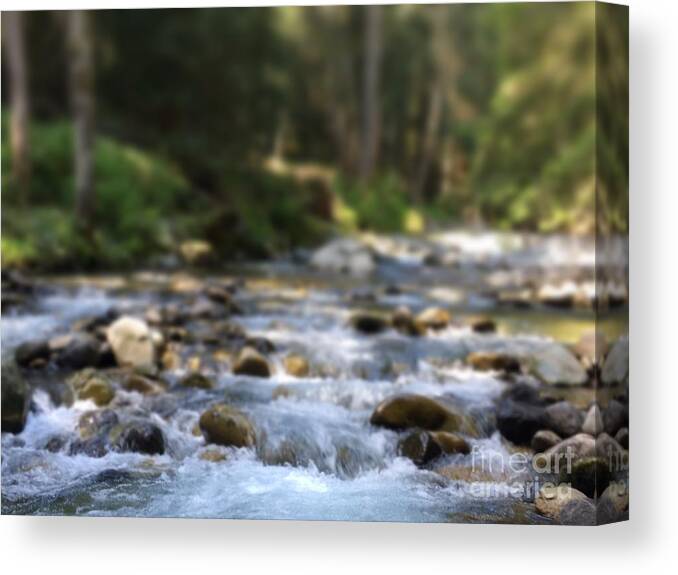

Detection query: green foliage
xmin=2 ymin=119 xmax=194 ymax=269
xmin=333 ymin=173 xmax=411 ymax=233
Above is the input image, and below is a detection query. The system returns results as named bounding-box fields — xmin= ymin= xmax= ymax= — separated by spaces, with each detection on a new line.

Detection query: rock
xmin=112 ymin=421 xmax=165 ymax=455
xmin=244 ymin=336 xmax=276 ymax=355
xmin=535 ymin=484 xmax=589 ymax=521
xmin=470 ymin=318 xmax=497 ymax=334
xmin=614 ymin=427 xmax=629 ymax=449
xmin=391 ymin=306 xmax=424 ymax=336
xmin=199 ymin=448 xmax=228 ymax=463
xmin=545 ymin=433 xmax=597 ymax=465
xmin=467 ymin=352 xmax=521 ymax=373
xmin=415 ymin=307 xmax=451 ymax=331
xmin=106 ymin=316 xmax=155 ymax=368
xmin=199 ymin=404 xmax=256 ymax=448
xmin=399 ymin=430 xmax=471 ymax=465
xmin=597 ymin=481 xmax=629 ymax=524
xmin=528 ymin=344 xmax=588 ymax=386
xmin=283 ymin=355 xmax=310 ymax=377
xmin=78 ymin=409 xmax=119 ymax=440
xmin=1 ymin=359 xmax=30 ymax=433
xmin=123 ymin=374 xmax=166 ymax=395
xmin=232 ymin=346 xmax=271 ymax=378
xmin=603 ymin=399 xmax=627 ymax=436
xmin=179 ymin=372 xmax=215 ymax=389
xmin=581 ymin=404 xmax=603 ymax=435
xmin=531 ymin=430 xmax=562 ymax=452
xmin=15 ymin=340 xmax=51 ymax=367
xmin=78 ymin=376 xmax=115 ymax=406
xmin=574 ymin=330 xmax=608 ymax=367
xmin=559 ymin=497 xmax=597 ymax=525
xmin=545 ymin=401 xmax=583 ymax=437
xmin=179 ymin=239 xmax=214 ymax=266
xmin=496 ymin=399 xmax=547 ymax=445
xmin=561 ymin=456 xmax=610 ymax=498
xmin=55 ymin=333 xmax=102 ymax=369
xmin=601 ymin=336 xmax=629 ymax=384
xmin=370 ymin=394 xmax=477 ymax=435
xmin=595 ymin=432 xmax=625 ymax=462
xmin=399 ymin=430 xmax=442 ymax=465
xmin=351 ymin=313 xmax=388 ymax=335
xmin=429 ymin=431 xmax=471 ymax=455
xmin=310 ymin=237 xmax=375 ymax=276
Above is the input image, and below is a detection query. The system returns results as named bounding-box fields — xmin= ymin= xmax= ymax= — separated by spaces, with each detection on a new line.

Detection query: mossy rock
xmin=199 ymin=403 xmax=256 ymax=448
xmin=179 ymin=371 xmax=215 ymax=389
xmin=232 ymin=347 xmax=271 ymax=378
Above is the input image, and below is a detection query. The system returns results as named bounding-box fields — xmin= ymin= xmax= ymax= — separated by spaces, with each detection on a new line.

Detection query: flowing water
xmin=1 ymin=233 xmax=626 ymax=523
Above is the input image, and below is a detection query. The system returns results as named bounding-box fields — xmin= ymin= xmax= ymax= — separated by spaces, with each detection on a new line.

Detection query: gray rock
xmin=559 ymin=497 xmax=596 ymax=525
xmin=545 ymin=401 xmax=583 ymax=437
xmin=56 ymin=333 xmax=102 ymax=369
xmin=615 ymin=427 xmax=629 ymax=449
xmin=531 ymin=429 xmax=562 ymax=452
xmin=603 ymin=399 xmax=627 ymax=436
xmin=581 ymin=403 xmax=603 ymax=435
xmin=528 ymin=343 xmax=588 ymax=386
xmin=310 ymin=238 xmax=375 ymax=276
xmin=601 ymin=336 xmax=629 ymax=384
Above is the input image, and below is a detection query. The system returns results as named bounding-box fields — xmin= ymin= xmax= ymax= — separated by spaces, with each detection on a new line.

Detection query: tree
xmin=359 ymin=5 xmax=383 ymax=181
xmin=66 ymin=10 xmax=95 ymax=225
xmin=2 ymin=12 xmax=31 ymax=200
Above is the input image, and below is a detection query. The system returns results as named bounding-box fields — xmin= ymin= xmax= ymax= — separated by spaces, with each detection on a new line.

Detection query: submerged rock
xmin=370 ymin=394 xmax=477 ymax=435
xmin=179 ymin=372 xmax=215 ymax=389
xmin=398 ymin=430 xmax=470 ymax=465
xmin=232 ymin=346 xmax=271 ymax=378
xmin=415 ymin=307 xmax=451 ymax=331
xmin=78 ymin=409 xmax=119 ymax=440
xmin=351 ymin=312 xmax=389 ymax=335
xmin=283 ymin=354 xmax=310 ymax=378
xmin=199 ymin=403 xmax=256 ymax=448
xmin=106 ymin=316 xmax=155 ymax=368
xmin=112 ymin=421 xmax=165 ymax=455
xmin=15 ymin=340 xmax=51 ymax=368
xmin=1 ymin=359 xmax=30 ymax=433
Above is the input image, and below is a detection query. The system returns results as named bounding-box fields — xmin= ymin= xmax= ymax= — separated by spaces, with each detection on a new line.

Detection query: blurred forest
xmin=1 ymin=3 xmax=628 ymax=270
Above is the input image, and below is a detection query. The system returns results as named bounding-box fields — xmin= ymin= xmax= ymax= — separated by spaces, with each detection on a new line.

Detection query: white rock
xmin=106 ymin=316 xmax=155 ymax=368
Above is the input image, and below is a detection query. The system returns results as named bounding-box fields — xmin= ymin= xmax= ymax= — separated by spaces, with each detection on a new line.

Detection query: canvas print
xmin=1 ymin=2 xmax=628 ymax=525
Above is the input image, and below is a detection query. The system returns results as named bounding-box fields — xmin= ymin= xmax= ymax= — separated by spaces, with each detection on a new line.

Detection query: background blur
xmin=1 ymin=3 xmax=628 ymax=270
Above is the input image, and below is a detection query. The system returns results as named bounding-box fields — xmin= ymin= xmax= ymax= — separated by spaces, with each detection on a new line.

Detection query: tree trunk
xmin=3 ymin=12 xmax=31 ymax=201
xmin=359 ymin=6 xmax=382 ymax=181
xmin=66 ymin=11 xmax=95 ymax=226
xmin=412 ymin=83 xmax=444 ymax=203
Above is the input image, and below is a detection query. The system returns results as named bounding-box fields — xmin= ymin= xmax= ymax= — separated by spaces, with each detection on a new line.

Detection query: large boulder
xmin=232 ymin=346 xmax=271 ymax=378
xmin=527 ymin=343 xmax=588 ymax=386
xmin=1 ymin=359 xmax=30 ymax=433
xmin=106 ymin=316 xmax=155 ymax=368
xmin=601 ymin=336 xmax=629 ymax=384
xmin=310 ymin=238 xmax=375 ymax=276
xmin=545 ymin=401 xmax=583 ymax=437
xmin=370 ymin=394 xmax=477 ymax=436
xmin=199 ymin=404 xmax=256 ymax=448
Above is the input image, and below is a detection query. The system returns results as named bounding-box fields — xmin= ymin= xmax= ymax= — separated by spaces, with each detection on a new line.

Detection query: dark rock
xmin=496 ymin=399 xmax=547 ymax=445
xmin=429 ymin=431 xmax=471 ymax=455
xmin=178 ymin=372 xmax=215 ymax=389
xmin=15 ymin=340 xmax=51 ymax=367
xmin=123 ymin=373 xmax=167 ymax=395
xmin=56 ymin=333 xmax=102 ymax=369
xmin=614 ymin=427 xmax=629 ymax=449
xmin=561 ymin=456 xmax=610 ymax=498
xmin=545 ymin=401 xmax=583 ymax=437
xmin=351 ymin=313 xmax=388 ymax=335
xmin=470 ymin=318 xmax=497 ymax=334
xmin=531 ymin=429 xmax=562 ymax=452
xmin=244 ymin=336 xmax=276 ymax=355
xmin=391 ymin=307 xmax=424 ymax=336
xmin=467 ymin=352 xmax=521 ymax=374
xmin=559 ymin=497 xmax=596 ymax=525
xmin=199 ymin=403 xmax=256 ymax=448
xmin=78 ymin=409 xmax=119 ymax=440
xmin=603 ymin=399 xmax=627 ymax=436
xmin=232 ymin=346 xmax=271 ymax=378
xmin=399 ymin=430 xmax=442 ymax=465
xmin=596 ymin=481 xmax=629 ymax=524
xmin=1 ymin=359 xmax=30 ymax=433
xmin=112 ymin=421 xmax=165 ymax=455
